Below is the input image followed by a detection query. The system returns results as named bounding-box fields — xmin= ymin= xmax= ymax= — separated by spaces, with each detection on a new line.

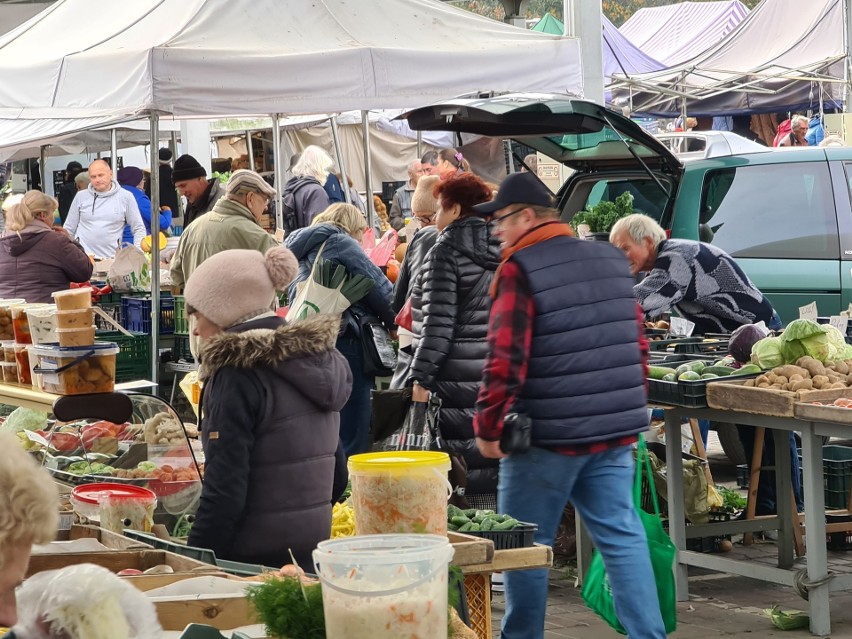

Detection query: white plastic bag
xmin=12 ymin=563 xmax=162 ymax=639
xmin=107 ymin=245 xmax=151 ymax=293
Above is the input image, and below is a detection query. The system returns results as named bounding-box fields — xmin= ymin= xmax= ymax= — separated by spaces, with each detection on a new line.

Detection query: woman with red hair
xmin=408 ymin=172 xmax=501 ymax=506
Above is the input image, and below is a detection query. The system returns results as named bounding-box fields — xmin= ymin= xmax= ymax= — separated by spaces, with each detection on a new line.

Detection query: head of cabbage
xmin=750 ymin=319 xmax=852 ymax=367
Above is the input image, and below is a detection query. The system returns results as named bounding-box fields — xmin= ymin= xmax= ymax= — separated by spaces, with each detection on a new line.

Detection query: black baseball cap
xmin=472 ymin=172 xmax=554 ymax=214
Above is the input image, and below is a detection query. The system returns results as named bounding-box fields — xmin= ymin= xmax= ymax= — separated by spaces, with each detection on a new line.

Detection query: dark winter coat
xmin=283 ymin=176 xmax=330 ymax=230
xmin=0 ymin=224 xmax=93 ymax=303
xmin=392 ymin=226 xmax=438 ymax=314
xmin=511 ymin=236 xmax=649 ymax=446
xmin=145 ymin=163 xmax=180 ymax=215
xmin=188 ymin=314 xmax=352 ymax=569
xmin=184 ymin=178 xmax=224 ymax=228
xmin=409 ymin=217 xmax=501 ymax=495
xmin=285 ymin=224 xmax=396 ymax=334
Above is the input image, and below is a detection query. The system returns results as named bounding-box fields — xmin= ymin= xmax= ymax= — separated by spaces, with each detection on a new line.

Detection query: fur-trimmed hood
xmin=199 ymin=314 xmax=350 ymax=412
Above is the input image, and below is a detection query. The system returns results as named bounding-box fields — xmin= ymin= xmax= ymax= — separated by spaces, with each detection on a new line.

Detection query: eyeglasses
xmin=493 ymin=207 xmax=527 ymax=226
xmin=415 ymin=212 xmax=436 ymax=224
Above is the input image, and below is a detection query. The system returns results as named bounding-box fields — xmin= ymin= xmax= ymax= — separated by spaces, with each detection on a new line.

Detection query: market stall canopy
xmin=0 ymin=1 xmax=52 ymax=34
xmin=610 ymin=0 xmax=846 ymax=117
xmin=533 ymin=13 xmax=664 ymax=88
xmin=619 ymin=0 xmax=749 ymax=67
xmin=0 ymin=117 xmax=181 ymax=162
xmin=0 ymin=0 xmax=583 ymax=120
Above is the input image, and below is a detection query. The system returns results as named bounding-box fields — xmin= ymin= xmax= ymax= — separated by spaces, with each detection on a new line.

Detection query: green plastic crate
xmin=95 ymin=331 xmax=150 ymax=382
xmin=798 ymin=445 xmax=852 ymax=509
xmin=173 ymin=295 xmax=189 ymax=335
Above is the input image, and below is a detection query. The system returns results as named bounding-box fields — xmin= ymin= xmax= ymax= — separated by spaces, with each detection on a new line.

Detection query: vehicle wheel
xmin=715 ymin=422 xmax=747 ymax=466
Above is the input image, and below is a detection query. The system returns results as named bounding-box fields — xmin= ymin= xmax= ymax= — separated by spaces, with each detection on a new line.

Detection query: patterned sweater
xmin=635 ymin=239 xmax=775 ymax=334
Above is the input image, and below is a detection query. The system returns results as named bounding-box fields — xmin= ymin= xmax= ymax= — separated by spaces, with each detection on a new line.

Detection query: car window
xmin=699 ymin=164 xmax=838 ymax=259
xmin=584 ymin=178 xmax=669 ymax=222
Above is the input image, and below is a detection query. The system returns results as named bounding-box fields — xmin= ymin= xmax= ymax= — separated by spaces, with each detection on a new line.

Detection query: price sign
xmin=799 ymin=302 xmax=818 ymax=320
xmin=670 ymin=316 xmax=695 ymax=337
xmin=830 ymin=315 xmax=849 ymax=335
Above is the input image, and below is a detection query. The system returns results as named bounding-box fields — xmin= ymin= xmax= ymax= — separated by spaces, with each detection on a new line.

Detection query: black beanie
xmin=158 ymin=147 xmax=173 ymax=162
xmin=172 ymin=154 xmax=206 ymax=182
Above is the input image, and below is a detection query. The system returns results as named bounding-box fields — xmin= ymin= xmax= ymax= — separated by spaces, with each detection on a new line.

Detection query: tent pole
xmin=272 ymin=114 xmax=283 ymax=231
xmin=329 ymin=116 xmax=351 ymax=205
xmin=170 ymin=131 xmax=183 ymax=220
xmin=416 ymin=130 xmax=423 ymax=159
xmin=846 ymin=0 xmax=852 ymax=108
xmin=39 ymin=145 xmax=47 ymax=194
xmin=110 ymin=128 xmax=117 ymax=173
xmin=362 ymin=111 xmax=375 ymax=230
xmin=246 ymin=131 xmax=255 ymax=172
xmin=149 ymin=113 xmax=160 ymax=387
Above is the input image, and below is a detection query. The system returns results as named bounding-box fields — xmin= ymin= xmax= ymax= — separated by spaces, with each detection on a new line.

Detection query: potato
xmin=791 ymin=379 xmax=813 ymax=391
xmin=830 ymin=382 xmax=848 ymax=390
xmin=812 ymin=375 xmax=830 ymax=389
xmin=774 ymin=376 xmax=788 ymax=386
xmin=773 ymin=365 xmax=810 ymax=379
xmin=798 ymin=357 xmax=826 ymax=378
xmin=744 ymin=379 xmax=756 ymax=387
xmin=833 ymin=361 xmax=850 ymax=375
xmin=755 ymin=374 xmax=771 ymax=387
xmin=758 ymin=382 xmax=771 ymax=388
xmin=789 ymin=374 xmax=804 ymax=383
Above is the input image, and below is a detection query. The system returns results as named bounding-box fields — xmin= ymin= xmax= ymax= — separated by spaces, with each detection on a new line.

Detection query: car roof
xmin=656 ymin=131 xmax=771 ymax=161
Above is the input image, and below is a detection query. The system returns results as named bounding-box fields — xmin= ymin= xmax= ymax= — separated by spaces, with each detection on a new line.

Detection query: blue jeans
xmin=336 ymin=335 xmax=374 ymax=458
xmin=498 ymin=445 xmax=666 ymax=639
xmin=737 ymin=425 xmax=803 ymax=514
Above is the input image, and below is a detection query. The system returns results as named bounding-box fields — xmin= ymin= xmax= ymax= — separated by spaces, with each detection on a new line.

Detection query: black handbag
xmin=500 ymin=412 xmax=532 ymax=454
xmin=358 ymin=313 xmax=396 ymax=377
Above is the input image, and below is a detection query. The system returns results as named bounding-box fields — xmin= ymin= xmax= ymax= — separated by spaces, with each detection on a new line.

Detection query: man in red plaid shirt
xmin=471 ymin=173 xmax=665 ymax=639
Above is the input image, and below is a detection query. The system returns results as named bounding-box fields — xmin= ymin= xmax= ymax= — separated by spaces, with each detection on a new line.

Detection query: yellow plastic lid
xmin=348 ymin=451 xmax=451 ymax=473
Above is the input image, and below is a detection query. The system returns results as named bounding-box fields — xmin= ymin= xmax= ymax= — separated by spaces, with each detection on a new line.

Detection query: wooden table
xmin=661 ymin=406 xmax=852 ymax=637
xmin=449 ymin=532 xmax=553 ymax=639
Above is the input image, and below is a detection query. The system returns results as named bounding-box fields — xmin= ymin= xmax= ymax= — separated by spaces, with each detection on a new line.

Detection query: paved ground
xmin=489 ymin=433 xmax=852 ymax=638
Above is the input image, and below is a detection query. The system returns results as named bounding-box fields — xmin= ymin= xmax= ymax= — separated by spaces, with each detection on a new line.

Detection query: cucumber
xmin=675 ymin=361 xmax=706 ymax=376
xmin=734 ymin=364 xmax=762 ymax=376
xmin=678 ymin=371 xmax=701 ymax=381
xmin=700 ymin=373 xmax=719 ymax=379
xmin=662 ymin=373 xmax=677 ymax=382
xmin=702 ymin=365 xmax=737 ymax=377
xmin=649 ymin=366 xmax=677 ymax=380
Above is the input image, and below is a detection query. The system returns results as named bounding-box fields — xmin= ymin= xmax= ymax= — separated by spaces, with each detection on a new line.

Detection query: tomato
xmin=49 ymin=432 xmax=80 ymax=452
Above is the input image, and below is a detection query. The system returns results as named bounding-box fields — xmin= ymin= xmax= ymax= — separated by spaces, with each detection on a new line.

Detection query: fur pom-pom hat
xmin=184 ymin=246 xmax=298 ymax=329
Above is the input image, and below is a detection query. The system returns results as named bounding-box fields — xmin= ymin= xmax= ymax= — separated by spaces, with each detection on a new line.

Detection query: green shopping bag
xmin=581 ymin=434 xmax=677 ymax=634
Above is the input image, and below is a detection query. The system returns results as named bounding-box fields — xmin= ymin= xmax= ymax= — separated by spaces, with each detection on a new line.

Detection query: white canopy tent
xmin=0 ymin=118 xmax=181 ymax=163
xmin=0 ymin=0 xmax=582 ymax=382
xmin=611 ymin=0 xmax=847 ymax=117
xmin=0 ymin=0 xmax=582 ymax=119
xmin=619 ymin=0 xmax=749 ymax=67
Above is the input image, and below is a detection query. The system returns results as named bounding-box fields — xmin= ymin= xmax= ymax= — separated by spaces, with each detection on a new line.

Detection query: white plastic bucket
xmin=313 ymin=534 xmax=454 ymax=639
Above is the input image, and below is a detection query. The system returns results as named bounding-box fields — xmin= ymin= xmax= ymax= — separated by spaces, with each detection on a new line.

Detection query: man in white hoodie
xmin=64 ymin=159 xmax=146 ymax=258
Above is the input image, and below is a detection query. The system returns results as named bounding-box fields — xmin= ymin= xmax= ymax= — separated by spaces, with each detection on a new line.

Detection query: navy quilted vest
xmin=510 ymin=235 xmax=648 ymax=446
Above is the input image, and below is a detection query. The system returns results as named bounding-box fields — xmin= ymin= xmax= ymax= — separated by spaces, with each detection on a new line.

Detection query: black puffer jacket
xmin=409 ymin=217 xmax=501 ymax=495
xmin=392 ymin=226 xmax=438 ymax=313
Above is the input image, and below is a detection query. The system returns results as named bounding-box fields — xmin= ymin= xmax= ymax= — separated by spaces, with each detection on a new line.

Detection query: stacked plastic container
xmin=25 ymin=288 xmax=120 ymax=395
xmin=0 ymin=299 xmax=52 ymax=388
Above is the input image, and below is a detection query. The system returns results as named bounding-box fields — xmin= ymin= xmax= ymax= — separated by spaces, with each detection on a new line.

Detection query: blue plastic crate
xmin=121 ymin=295 xmax=175 ymax=334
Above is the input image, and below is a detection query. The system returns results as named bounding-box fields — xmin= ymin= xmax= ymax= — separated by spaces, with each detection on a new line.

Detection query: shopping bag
xmin=107 ymin=244 xmax=151 ymax=293
xmin=286 ymin=242 xmax=351 ymax=322
xmin=581 ymin=434 xmax=677 ymax=634
xmin=375 ymin=396 xmax=441 ymax=452
xmin=369 ymin=229 xmax=398 ymax=267
xmin=370 ymin=387 xmax=412 ymax=444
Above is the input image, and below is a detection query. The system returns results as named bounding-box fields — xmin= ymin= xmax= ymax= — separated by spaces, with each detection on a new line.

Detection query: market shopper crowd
xmin=1 ymin=135 xmax=806 ymax=639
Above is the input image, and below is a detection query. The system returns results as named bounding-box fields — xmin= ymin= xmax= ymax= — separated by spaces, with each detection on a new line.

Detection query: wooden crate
xmin=706 ymin=379 xmax=852 ymax=417
xmin=794 ymin=400 xmax=852 ymax=424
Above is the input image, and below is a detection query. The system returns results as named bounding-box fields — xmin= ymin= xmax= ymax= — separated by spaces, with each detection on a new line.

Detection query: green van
xmin=403 ymin=94 xmax=852 ymax=323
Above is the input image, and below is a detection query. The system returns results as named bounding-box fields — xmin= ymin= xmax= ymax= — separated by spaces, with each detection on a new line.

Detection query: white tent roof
xmin=0 ymin=0 xmax=582 ymax=120
xmin=620 ymin=0 xmax=749 ymax=66
xmin=611 ymin=0 xmax=846 ymax=116
xmin=0 ymin=117 xmax=180 ymax=162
